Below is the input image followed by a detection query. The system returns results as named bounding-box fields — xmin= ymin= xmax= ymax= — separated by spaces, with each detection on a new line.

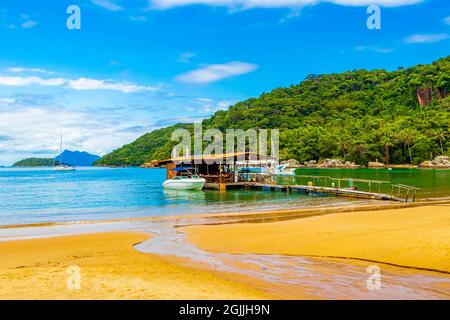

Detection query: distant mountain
xmin=55 ymin=150 xmax=100 ymax=166
xmin=13 ymin=150 xmax=100 ymax=167
xmin=13 ymin=158 xmax=60 ymax=167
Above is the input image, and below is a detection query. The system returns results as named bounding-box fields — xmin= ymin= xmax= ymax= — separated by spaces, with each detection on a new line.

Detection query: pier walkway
xmin=204 ymin=176 xmax=420 ymax=203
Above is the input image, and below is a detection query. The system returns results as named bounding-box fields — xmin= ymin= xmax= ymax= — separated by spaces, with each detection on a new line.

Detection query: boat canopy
xmin=170 ymin=167 xmax=195 ymax=172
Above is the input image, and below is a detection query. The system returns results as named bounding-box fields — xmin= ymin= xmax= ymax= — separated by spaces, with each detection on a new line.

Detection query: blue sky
xmin=0 ymin=0 xmax=449 ymax=165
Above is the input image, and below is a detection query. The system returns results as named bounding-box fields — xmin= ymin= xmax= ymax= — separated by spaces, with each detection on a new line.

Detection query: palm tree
xmin=433 ymin=128 xmax=447 ymax=155
xmin=380 ymin=136 xmax=394 ymax=164
xmin=379 ymin=127 xmax=397 ymax=165
xmin=398 ymin=129 xmax=416 ymax=164
xmin=353 ymin=141 xmax=368 ymax=162
xmin=336 ymin=134 xmax=351 ymax=159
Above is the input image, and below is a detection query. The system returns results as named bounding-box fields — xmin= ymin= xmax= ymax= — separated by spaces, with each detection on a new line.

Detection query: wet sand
xmin=0 ymin=204 xmax=449 ymax=299
xmin=0 ymin=232 xmax=275 ymax=300
xmin=185 ymin=205 xmax=450 ymax=273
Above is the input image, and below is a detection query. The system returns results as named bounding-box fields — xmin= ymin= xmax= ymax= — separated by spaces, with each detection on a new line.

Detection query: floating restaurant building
xmin=154 ymin=152 xmax=278 ymax=189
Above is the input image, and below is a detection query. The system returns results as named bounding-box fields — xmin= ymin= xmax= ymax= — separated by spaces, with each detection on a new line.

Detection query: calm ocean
xmin=0 ymin=167 xmax=448 ymax=226
xmin=0 ymin=167 xmax=351 ymax=226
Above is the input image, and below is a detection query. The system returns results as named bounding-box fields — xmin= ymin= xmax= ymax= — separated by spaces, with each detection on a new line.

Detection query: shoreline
xmin=184 ymin=204 xmax=450 ymax=275
xmin=0 ymin=203 xmax=449 ymax=299
xmin=1 ymin=197 xmax=449 ymax=231
xmin=0 ymin=232 xmax=278 ymax=300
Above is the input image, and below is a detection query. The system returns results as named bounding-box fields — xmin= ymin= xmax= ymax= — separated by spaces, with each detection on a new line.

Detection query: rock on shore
xmin=419 ymin=156 xmax=450 ymax=168
xmin=304 ymin=159 xmax=361 ymax=168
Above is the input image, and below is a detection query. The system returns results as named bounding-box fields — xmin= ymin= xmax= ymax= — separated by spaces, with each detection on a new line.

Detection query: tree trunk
xmin=385 ymin=147 xmax=389 ymax=164
xmin=407 ymin=143 xmax=412 ymax=164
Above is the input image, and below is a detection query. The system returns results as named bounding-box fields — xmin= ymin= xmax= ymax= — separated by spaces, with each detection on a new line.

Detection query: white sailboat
xmin=53 ymin=136 xmax=76 ymax=171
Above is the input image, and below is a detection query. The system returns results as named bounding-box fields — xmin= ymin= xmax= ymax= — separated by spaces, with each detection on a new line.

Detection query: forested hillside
xmin=13 ymin=158 xmax=59 ymax=167
xmin=96 ymin=56 xmax=449 ymax=166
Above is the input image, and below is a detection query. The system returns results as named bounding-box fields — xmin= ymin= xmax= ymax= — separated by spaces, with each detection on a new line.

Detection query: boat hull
xmin=163 ymin=178 xmax=206 ymax=190
xmin=53 ymin=166 xmax=76 ymax=171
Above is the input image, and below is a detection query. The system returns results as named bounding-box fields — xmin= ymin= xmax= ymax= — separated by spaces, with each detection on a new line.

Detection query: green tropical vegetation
xmin=13 ymin=158 xmax=59 ymax=167
xmin=96 ymin=56 xmax=450 ymax=166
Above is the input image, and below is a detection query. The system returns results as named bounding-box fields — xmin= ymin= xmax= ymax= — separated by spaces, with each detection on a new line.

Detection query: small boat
xmin=163 ymin=175 xmax=206 ymax=190
xmin=53 ymin=135 xmax=76 ymax=171
xmin=163 ymin=167 xmax=205 ymax=190
xmin=274 ymin=164 xmax=296 ymax=176
xmin=53 ymin=164 xmax=76 ymax=171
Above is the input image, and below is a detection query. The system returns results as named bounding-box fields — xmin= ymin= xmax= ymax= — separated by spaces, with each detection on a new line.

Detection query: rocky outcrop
xmin=140 ymin=160 xmax=159 ymax=168
xmin=368 ymin=161 xmax=385 ymax=168
xmin=304 ymin=159 xmax=361 ymax=168
xmin=282 ymin=159 xmax=301 ymax=166
xmin=417 ymin=87 xmax=433 ymax=107
xmin=419 ymin=156 xmax=450 ymax=168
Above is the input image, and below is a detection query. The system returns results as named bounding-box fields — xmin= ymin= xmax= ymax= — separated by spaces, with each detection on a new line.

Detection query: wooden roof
xmin=153 ymin=152 xmax=276 ymax=166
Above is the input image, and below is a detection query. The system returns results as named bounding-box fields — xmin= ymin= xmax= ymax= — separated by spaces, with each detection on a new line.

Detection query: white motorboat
xmin=274 ymin=164 xmax=296 ymax=176
xmin=163 ymin=175 xmax=206 ymax=190
xmin=53 ymin=135 xmax=76 ymax=171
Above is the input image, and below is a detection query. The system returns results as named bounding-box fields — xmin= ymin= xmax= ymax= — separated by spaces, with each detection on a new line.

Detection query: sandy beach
xmin=0 ymin=232 xmax=274 ymax=300
xmin=0 ymin=204 xmax=449 ymax=299
xmin=185 ymin=205 xmax=450 ymax=273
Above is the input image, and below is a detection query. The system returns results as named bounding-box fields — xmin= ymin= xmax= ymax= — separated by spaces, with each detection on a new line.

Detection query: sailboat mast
xmin=60 ymin=135 xmax=63 ymax=165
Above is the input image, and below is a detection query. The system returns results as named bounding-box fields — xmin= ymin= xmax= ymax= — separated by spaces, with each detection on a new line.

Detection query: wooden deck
xmin=290 ymin=185 xmax=406 ymax=202
xmin=203 ymin=181 xmax=418 ymax=203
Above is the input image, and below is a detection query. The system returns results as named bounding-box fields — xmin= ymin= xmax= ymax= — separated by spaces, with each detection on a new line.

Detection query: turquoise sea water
xmin=0 ymin=167 xmax=356 ymax=226
xmin=289 ymin=168 xmax=450 ymax=198
xmin=0 ymin=167 xmax=448 ymax=226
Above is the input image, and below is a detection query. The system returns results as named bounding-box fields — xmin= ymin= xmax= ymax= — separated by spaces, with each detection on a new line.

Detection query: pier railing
xmin=290 ymin=175 xmax=420 ymax=202
xmin=204 ymin=174 xmax=421 ymax=203
xmin=390 ymin=184 xmax=421 ymax=203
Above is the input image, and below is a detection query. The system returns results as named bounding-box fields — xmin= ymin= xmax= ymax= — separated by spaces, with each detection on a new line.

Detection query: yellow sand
xmin=185 ymin=205 xmax=450 ymax=273
xmin=0 ymin=232 xmax=274 ymax=300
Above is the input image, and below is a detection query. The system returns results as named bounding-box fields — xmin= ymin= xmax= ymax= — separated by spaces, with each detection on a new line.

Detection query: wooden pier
xmin=204 ymin=176 xmax=420 ymax=203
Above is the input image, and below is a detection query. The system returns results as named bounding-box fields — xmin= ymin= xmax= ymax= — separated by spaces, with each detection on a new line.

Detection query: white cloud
xmin=196 ymin=97 xmax=214 ymax=103
xmin=20 ymin=14 xmax=38 ymax=29
xmin=404 ymin=33 xmax=450 ymax=44
xmin=7 ymin=67 xmax=53 ymax=74
xmin=177 ymin=52 xmax=197 ymax=63
xmin=129 ymin=15 xmax=148 ymax=22
xmin=0 ymin=106 xmax=143 ymax=165
xmin=149 ymin=0 xmax=423 ymax=10
xmin=176 ymin=61 xmax=258 ymax=84
xmin=355 ymin=45 xmax=395 ymax=53
xmin=92 ymin=0 xmax=124 ymax=11
xmin=444 ymin=16 xmax=450 ymax=25
xmin=0 ymin=75 xmax=66 ymax=87
xmin=68 ymin=78 xmax=159 ymax=93
xmin=0 ymin=74 xmax=159 ymax=93
xmin=189 ymin=98 xmax=234 ymax=113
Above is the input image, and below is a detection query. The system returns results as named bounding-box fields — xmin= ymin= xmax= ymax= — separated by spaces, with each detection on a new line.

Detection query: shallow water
xmin=134 ymin=220 xmax=450 ymax=300
xmin=289 ymin=168 xmax=450 ymax=199
xmin=0 ymin=167 xmax=448 ymax=226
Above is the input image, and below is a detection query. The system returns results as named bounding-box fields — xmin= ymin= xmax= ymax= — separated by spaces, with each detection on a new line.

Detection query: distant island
xmin=14 ymin=150 xmax=100 ymax=167
xmin=96 ymin=56 xmax=449 ymax=167
xmin=13 ymin=158 xmax=60 ymax=167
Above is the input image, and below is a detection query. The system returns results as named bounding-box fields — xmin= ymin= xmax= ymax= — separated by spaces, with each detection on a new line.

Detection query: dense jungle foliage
xmin=96 ymin=56 xmax=449 ymax=166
